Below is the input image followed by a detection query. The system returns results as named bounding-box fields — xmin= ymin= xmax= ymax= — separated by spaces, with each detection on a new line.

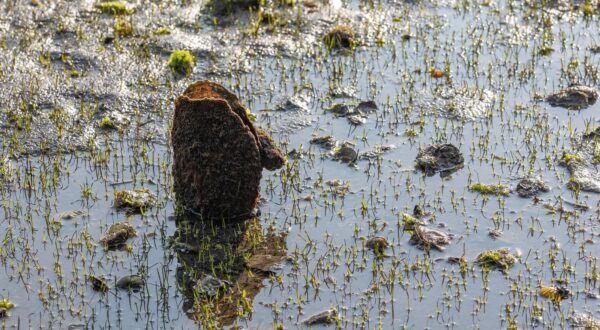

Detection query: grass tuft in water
xmin=96 ymin=1 xmax=134 ymax=16
xmin=167 ymin=50 xmax=195 ymax=76
xmin=469 ymin=182 xmax=509 ymax=196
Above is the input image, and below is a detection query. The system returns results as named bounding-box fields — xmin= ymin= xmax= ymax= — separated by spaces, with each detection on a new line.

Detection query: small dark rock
xmin=88 ymin=275 xmax=110 ymax=292
xmin=546 ymin=85 xmax=598 ymax=110
xmin=355 ymin=100 xmax=378 ymax=113
xmin=409 ymin=225 xmax=451 ymax=251
xmin=447 ymin=256 xmax=466 ymax=264
xmin=310 ymin=135 xmax=337 ymax=149
xmin=334 ymin=143 xmax=358 ymax=163
xmin=116 ymin=275 xmax=144 ymax=291
xmin=365 ymin=236 xmax=390 ymax=251
xmin=516 ymin=177 xmax=550 ymax=197
xmin=359 ymin=145 xmax=395 ymax=160
xmin=415 ymin=144 xmax=464 ymax=176
xmin=99 ymin=222 xmax=137 ymax=247
xmin=302 ymin=308 xmax=338 ymax=325
xmin=488 ymin=228 xmax=503 ymax=239
xmin=328 ymin=103 xmax=351 ymax=116
xmin=114 ymin=188 xmax=157 ymax=212
xmin=347 ymin=114 xmax=366 ymax=125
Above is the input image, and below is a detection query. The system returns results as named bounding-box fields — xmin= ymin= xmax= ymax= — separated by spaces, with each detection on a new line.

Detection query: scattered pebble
xmin=415 ymin=144 xmax=464 ymax=177
xmin=310 ymin=135 xmax=337 ymax=149
xmin=516 ymin=177 xmax=550 ymax=197
xmin=301 ymin=308 xmax=338 ymax=325
xmin=55 ymin=210 xmax=86 ymax=221
xmin=546 ymin=84 xmax=598 ymax=110
xmin=488 ymin=228 xmax=503 ymax=239
xmin=334 ymin=143 xmax=358 ymax=163
xmin=409 ymin=225 xmax=450 ymax=251
xmin=99 ymin=222 xmax=137 ymax=247
xmin=116 ymin=275 xmax=144 ymax=291
xmin=114 ymin=188 xmax=157 ymax=212
xmin=366 ymin=236 xmax=390 ymax=251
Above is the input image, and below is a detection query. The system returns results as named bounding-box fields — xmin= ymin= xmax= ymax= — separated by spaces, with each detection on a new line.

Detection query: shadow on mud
xmin=170 ymin=212 xmax=287 ymax=327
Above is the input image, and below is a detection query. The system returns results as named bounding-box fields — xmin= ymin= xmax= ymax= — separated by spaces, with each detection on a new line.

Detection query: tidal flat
xmin=1 ymin=0 xmax=600 ymax=329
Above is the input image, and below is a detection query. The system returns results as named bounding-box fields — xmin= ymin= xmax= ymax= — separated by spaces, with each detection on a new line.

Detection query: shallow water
xmin=1 ymin=0 xmax=600 ymax=329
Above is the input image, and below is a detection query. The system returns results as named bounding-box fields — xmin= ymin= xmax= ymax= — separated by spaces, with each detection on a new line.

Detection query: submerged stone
xmin=116 ymin=275 xmax=144 ymax=291
xmin=88 ymin=275 xmax=110 ymax=292
xmin=275 ymin=94 xmax=310 ymax=112
xmin=114 ymin=188 xmax=157 ymax=212
xmin=347 ymin=114 xmax=366 ymax=125
xmin=561 ymin=132 xmax=600 ymax=193
xmin=55 ymin=210 xmax=86 ymax=221
xmin=359 ymin=145 xmax=395 ymax=160
xmin=366 ymin=236 xmax=390 ymax=253
xmin=171 ymin=80 xmax=285 ymax=220
xmin=99 ymin=222 xmax=137 ymax=247
xmin=546 ymin=85 xmax=598 ymax=110
xmin=333 ymin=143 xmax=358 ymax=163
xmin=488 ymin=228 xmax=503 ymax=239
xmin=328 ymin=103 xmax=352 ymax=116
xmin=409 ymin=225 xmax=451 ymax=251
xmin=310 ymin=135 xmax=337 ymax=149
xmin=516 ymin=177 xmax=550 ymax=197
xmin=302 ymin=308 xmax=339 ymax=325
xmin=570 ymin=312 xmax=600 ymax=329
xmin=415 ymin=144 xmax=464 ymax=176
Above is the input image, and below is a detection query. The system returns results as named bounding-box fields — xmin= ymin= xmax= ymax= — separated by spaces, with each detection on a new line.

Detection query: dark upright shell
xmin=171 ymin=96 xmax=262 ymax=220
xmin=171 ymin=80 xmax=286 ymax=220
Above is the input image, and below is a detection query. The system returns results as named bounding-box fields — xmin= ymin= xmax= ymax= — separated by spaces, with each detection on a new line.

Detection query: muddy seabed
xmin=1 ymin=0 xmax=600 ymax=329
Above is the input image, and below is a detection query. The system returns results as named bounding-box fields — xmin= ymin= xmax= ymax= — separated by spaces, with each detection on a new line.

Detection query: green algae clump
xmin=470 ymin=182 xmax=509 ymax=196
xmin=402 ymin=213 xmax=422 ymax=231
xmin=167 ymin=50 xmax=195 ymax=76
xmin=88 ymin=275 xmax=110 ymax=292
xmin=0 ymin=299 xmax=14 ymax=310
xmin=96 ymin=2 xmax=133 ymax=16
xmin=476 ymin=249 xmax=515 ymax=270
xmin=583 ymin=1 xmax=595 ymax=16
xmin=561 ymin=152 xmax=584 ymax=165
xmin=99 ymin=116 xmax=116 ymax=129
